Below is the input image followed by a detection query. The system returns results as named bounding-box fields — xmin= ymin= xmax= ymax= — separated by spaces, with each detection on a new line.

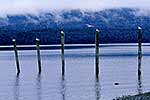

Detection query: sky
xmin=0 ymin=0 xmax=150 ymax=16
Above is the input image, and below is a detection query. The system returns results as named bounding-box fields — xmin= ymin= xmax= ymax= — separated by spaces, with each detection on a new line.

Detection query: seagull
xmin=86 ymin=24 xmax=95 ymax=28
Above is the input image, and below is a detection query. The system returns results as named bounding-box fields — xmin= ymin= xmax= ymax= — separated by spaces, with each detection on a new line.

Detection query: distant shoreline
xmin=0 ymin=43 xmax=150 ymax=51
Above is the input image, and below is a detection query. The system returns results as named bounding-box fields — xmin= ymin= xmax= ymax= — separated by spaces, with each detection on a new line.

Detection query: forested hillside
xmin=0 ymin=8 xmax=150 ymax=45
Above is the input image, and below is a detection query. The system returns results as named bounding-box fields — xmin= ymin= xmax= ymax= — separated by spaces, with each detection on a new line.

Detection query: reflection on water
xmin=13 ymin=74 xmax=20 ymax=100
xmin=95 ymin=78 xmax=101 ymax=100
xmin=137 ymin=74 xmax=142 ymax=94
xmin=137 ymin=53 xmax=143 ymax=94
xmin=36 ymin=74 xmax=42 ymax=100
xmin=60 ymin=76 xmax=66 ymax=100
xmin=1 ymin=46 xmax=150 ymax=100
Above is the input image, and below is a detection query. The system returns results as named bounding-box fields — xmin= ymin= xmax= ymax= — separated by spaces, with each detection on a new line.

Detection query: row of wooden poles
xmin=12 ymin=27 xmax=142 ymax=78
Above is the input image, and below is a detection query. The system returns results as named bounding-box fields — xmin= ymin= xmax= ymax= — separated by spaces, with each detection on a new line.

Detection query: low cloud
xmin=0 ymin=0 xmax=150 ymax=17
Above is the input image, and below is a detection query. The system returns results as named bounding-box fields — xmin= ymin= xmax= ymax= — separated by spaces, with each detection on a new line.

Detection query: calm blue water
xmin=0 ymin=44 xmax=150 ymax=100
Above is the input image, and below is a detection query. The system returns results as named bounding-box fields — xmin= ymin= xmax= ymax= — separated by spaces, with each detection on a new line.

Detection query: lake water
xmin=0 ymin=44 xmax=150 ymax=100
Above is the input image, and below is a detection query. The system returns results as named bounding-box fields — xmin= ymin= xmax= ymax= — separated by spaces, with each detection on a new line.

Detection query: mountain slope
xmin=0 ymin=8 xmax=150 ymax=45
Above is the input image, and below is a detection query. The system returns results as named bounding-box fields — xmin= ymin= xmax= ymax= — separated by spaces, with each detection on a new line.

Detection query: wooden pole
xmin=61 ymin=31 xmax=65 ymax=76
xmin=138 ymin=26 xmax=142 ymax=77
xmin=95 ymin=29 xmax=100 ymax=78
xmin=12 ymin=39 xmax=20 ymax=74
xmin=36 ymin=38 xmax=41 ymax=74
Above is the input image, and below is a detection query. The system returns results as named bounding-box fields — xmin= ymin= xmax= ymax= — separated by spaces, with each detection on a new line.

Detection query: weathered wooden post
xmin=138 ymin=27 xmax=142 ymax=77
xmin=12 ymin=39 xmax=20 ymax=74
xmin=95 ymin=29 xmax=100 ymax=78
xmin=61 ymin=30 xmax=65 ymax=76
xmin=36 ymin=38 xmax=41 ymax=74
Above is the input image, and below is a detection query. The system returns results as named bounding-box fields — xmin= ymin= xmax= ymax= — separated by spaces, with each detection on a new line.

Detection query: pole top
xmin=12 ymin=39 xmax=16 ymax=42
xmin=96 ymin=29 xmax=100 ymax=32
xmin=36 ymin=38 xmax=40 ymax=41
xmin=61 ymin=30 xmax=64 ymax=34
xmin=138 ymin=26 xmax=142 ymax=30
